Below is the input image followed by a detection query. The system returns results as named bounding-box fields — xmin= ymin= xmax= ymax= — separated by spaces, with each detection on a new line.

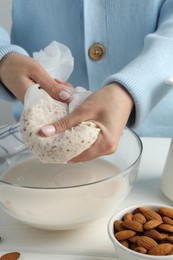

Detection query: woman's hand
xmin=39 ymin=83 xmax=134 ymax=162
xmin=0 ymin=53 xmax=73 ymax=103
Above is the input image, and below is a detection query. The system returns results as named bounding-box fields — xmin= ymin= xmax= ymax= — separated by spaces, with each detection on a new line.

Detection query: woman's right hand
xmin=0 ymin=53 xmax=73 ymax=103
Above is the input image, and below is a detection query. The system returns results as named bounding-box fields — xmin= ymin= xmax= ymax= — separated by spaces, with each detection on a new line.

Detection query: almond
xmin=168 ymin=249 xmax=173 ymax=255
xmin=122 ymin=220 xmax=143 ymax=232
xmin=144 ymin=219 xmax=163 ymax=230
xmin=163 ymin=216 xmax=173 ymax=225
xmin=148 ymin=243 xmax=173 ymax=256
xmin=120 ymin=240 xmax=129 ymax=248
xmin=137 ymin=236 xmax=158 ymax=250
xmin=129 ymin=235 xmax=140 ymax=243
xmin=144 ymin=229 xmax=163 ymax=241
xmin=133 ymin=213 xmax=146 ymax=224
xmin=158 ymin=223 xmax=173 ymax=233
xmin=133 ymin=246 xmax=147 ymax=254
xmin=158 ymin=207 xmax=173 ymax=218
xmin=137 ymin=207 xmax=151 ymax=213
xmin=130 ymin=243 xmax=138 ymax=250
xmin=167 ymin=236 xmax=173 ymax=243
xmin=160 ymin=233 xmax=169 ymax=240
xmin=114 ymin=230 xmax=136 ymax=241
xmin=114 ymin=220 xmax=125 ymax=232
xmin=0 ymin=252 xmax=21 ymax=260
xmin=141 ymin=210 xmax=162 ymax=221
xmin=123 ymin=212 xmax=133 ymax=221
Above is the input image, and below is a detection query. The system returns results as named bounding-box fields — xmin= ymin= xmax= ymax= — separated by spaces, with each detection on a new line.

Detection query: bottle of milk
xmin=161 ymin=138 xmax=173 ymax=201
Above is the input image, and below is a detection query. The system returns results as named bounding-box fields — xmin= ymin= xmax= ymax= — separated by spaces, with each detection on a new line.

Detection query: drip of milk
xmin=161 ymin=138 xmax=173 ymax=201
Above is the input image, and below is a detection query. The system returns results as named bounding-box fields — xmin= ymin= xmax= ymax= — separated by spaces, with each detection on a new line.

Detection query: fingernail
xmin=40 ymin=125 xmax=56 ymax=136
xmin=59 ymin=85 xmax=75 ymax=93
xmin=59 ymin=90 xmax=71 ymax=101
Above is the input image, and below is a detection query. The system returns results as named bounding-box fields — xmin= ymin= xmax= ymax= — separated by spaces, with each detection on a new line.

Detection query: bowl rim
xmin=107 ymin=203 xmax=173 ymax=259
xmin=0 ymin=127 xmax=143 ymax=189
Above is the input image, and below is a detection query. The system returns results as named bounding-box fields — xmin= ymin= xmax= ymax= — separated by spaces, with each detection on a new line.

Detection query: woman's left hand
xmin=39 ymin=83 xmax=134 ymax=162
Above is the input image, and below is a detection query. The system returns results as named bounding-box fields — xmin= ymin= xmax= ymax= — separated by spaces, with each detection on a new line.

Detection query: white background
xmin=0 ymin=0 xmax=15 ymax=126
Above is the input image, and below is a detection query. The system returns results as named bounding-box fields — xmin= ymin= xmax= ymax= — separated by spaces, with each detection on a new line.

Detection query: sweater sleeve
xmin=0 ymin=26 xmax=29 ymax=101
xmin=103 ymin=0 xmax=173 ymax=129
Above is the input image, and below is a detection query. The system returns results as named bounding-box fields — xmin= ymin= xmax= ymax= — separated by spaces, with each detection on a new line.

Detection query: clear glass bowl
xmin=0 ymin=123 xmax=142 ymax=230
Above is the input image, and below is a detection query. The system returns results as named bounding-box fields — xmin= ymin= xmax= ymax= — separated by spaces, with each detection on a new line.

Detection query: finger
xmin=70 ymin=143 xmax=113 ymax=163
xmin=39 ymin=108 xmax=84 ymax=136
xmin=69 ymin=134 xmax=103 ymax=163
xmin=70 ymin=143 xmax=100 ymax=163
xmin=55 ymin=79 xmax=74 ymax=88
xmin=69 ymin=136 xmax=106 ymax=163
xmin=39 ymin=100 xmax=95 ymax=136
xmin=54 ymin=79 xmax=75 ymax=103
xmin=70 ymin=128 xmax=120 ymax=163
xmin=30 ymin=65 xmax=73 ymax=101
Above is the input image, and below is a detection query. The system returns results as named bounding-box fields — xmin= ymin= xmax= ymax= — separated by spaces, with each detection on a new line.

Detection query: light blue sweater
xmin=1 ymin=0 xmax=173 ymax=137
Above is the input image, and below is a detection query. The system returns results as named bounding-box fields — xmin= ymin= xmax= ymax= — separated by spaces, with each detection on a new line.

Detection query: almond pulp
xmin=148 ymin=243 xmax=173 ymax=256
xmin=137 ymin=236 xmax=158 ymax=250
xmin=122 ymin=220 xmax=143 ymax=232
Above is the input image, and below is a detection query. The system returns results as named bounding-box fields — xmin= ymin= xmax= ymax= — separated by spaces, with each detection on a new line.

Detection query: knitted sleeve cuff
xmin=0 ymin=44 xmax=29 ymax=61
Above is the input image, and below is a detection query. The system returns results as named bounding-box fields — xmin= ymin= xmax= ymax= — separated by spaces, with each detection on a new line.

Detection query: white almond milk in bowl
xmin=0 ymin=126 xmax=142 ymax=230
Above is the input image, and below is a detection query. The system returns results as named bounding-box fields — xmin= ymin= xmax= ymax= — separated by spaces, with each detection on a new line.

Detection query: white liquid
xmin=0 ymin=158 xmax=130 ymax=230
xmin=1 ymin=158 xmax=120 ymax=188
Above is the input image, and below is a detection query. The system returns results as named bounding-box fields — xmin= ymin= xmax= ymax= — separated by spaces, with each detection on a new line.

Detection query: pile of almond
xmin=113 ymin=207 xmax=173 ymax=256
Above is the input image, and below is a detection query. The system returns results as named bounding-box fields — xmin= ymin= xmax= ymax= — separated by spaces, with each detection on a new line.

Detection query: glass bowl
xmin=0 ymin=123 xmax=142 ymax=230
